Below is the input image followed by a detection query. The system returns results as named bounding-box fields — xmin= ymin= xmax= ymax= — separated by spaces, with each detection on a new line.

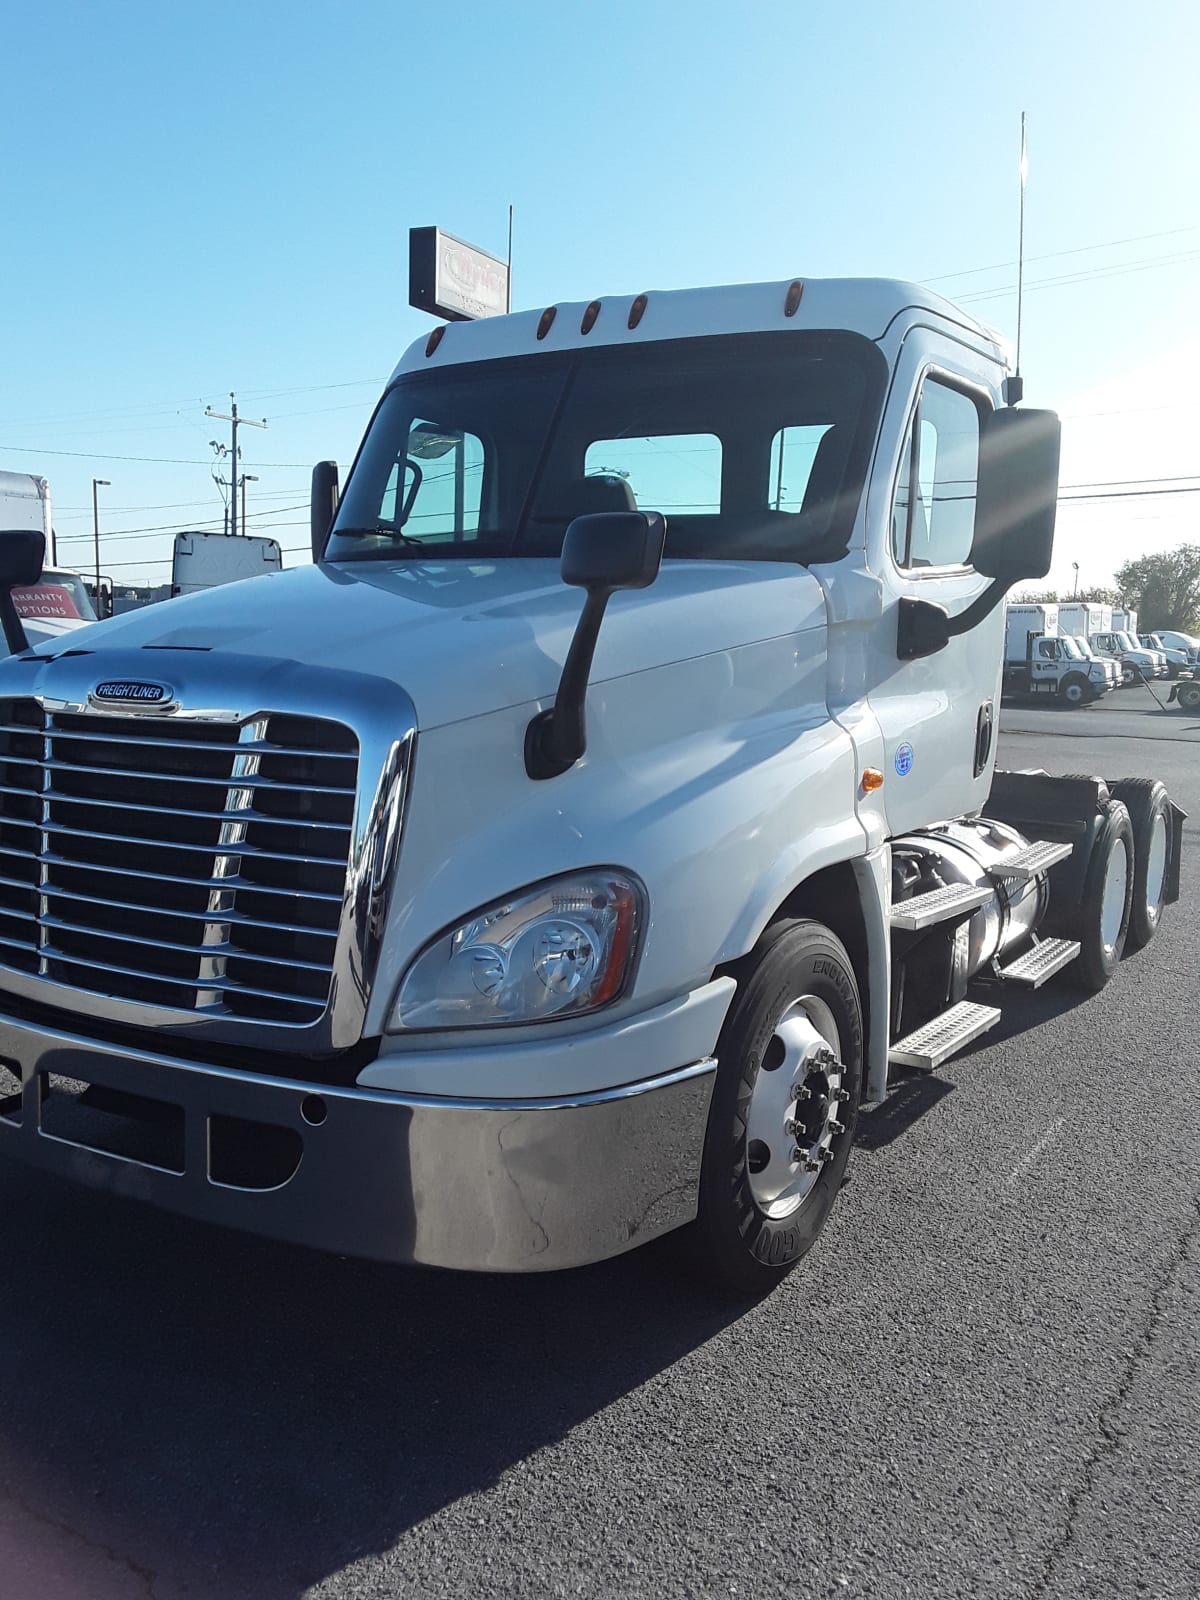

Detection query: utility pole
xmin=205 ymin=394 xmax=267 ymax=536
xmin=92 ymin=478 xmax=110 ymax=599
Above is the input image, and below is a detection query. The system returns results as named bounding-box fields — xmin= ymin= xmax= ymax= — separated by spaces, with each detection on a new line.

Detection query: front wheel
xmin=1176 ymin=681 xmax=1200 ymax=711
xmin=687 ymin=919 xmax=863 ymax=1297
xmin=1060 ymin=673 xmax=1090 ymax=707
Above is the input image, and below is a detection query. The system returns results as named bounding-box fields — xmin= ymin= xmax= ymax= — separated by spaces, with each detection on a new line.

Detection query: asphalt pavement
xmin=1 ymin=688 xmax=1197 ymax=1600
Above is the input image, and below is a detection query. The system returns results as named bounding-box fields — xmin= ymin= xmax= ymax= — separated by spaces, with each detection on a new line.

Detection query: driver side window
xmin=891 ymin=377 xmax=984 ymax=570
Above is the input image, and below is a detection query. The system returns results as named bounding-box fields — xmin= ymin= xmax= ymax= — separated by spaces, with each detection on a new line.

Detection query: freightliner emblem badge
xmin=90 ymin=680 xmax=174 ymax=708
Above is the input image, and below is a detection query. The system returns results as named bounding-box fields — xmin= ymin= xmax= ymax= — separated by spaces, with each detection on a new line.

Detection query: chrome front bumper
xmin=0 ymin=1015 xmax=716 ymax=1272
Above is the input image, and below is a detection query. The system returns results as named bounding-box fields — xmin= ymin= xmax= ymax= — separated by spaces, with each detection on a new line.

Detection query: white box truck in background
xmin=1056 ymin=602 xmax=1122 ymax=689
xmin=171 ymin=530 xmax=283 ymax=597
xmin=1002 ymin=603 xmax=1112 ymax=705
xmin=0 ymin=472 xmax=98 ymax=652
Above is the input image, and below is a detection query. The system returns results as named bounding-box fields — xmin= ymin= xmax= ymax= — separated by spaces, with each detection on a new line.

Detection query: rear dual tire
xmin=1108 ymin=779 xmax=1172 ymax=951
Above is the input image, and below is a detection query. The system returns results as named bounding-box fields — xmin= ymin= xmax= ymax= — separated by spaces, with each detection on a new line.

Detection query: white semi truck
xmin=1002 ymin=603 xmax=1113 ymax=705
xmin=0 ymin=277 xmax=1183 ymax=1295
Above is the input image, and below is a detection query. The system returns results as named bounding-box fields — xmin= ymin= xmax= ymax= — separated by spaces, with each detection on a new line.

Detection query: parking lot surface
xmin=1 ymin=692 xmax=1197 ymax=1600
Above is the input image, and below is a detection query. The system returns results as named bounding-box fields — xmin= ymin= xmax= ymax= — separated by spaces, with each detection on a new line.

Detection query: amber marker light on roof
xmin=784 ymin=280 xmax=805 ymax=317
xmin=425 ymin=325 xmax=446 ymax=357
xmin=536 ymin=306 xmax=558 ymax=340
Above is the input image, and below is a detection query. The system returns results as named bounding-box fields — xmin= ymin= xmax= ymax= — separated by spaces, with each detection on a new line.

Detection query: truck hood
xmin=20 ymin=559 xmax=827 ymax=729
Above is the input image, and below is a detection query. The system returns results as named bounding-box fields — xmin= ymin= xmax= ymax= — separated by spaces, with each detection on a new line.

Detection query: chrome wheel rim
xmin=746 ymin=996 xmax=845 ymax=1218
xmin=1145 ymin=812 xmax=1169 ymax=919
xmin=1100 ymin=836 xmax=1130 ymax=957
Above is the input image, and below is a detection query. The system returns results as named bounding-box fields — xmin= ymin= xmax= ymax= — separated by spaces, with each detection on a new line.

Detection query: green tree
xmin=1114 ymin=545 xmax=1200 ymax=631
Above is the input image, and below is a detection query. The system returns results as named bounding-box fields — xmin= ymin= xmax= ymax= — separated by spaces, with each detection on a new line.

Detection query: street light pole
xmin=241 ymin=474 xmax=258 ymax=532
xmin=1072 ymin=562 xmax=1080 ymax=599
xmin=92 ymin=478 xmax=110 ymax=600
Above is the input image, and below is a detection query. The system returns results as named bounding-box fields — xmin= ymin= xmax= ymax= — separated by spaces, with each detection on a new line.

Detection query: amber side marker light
xmin=784 ymin=280 xmax=805 ymax=317
xmin=580 ymin=300 xmax=602 ymax=335
xmin=861 ymin=768 xmax=884 ymax=792
xmin=628 ymin=293 xmax=649 ymax=329
xmin=425 ymin=325 xmax=446 ymax=357
xmin=536 ymin=306 xmax=558 ymax=341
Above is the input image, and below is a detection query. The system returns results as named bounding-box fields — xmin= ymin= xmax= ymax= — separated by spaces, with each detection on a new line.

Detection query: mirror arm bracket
xmin=525 ymin=588 xmax=612 ymax=780
xmin=0 ymin=592 xmax=29 ymax=655
xmin=897 ymin=579 xmax=1008 ymax=660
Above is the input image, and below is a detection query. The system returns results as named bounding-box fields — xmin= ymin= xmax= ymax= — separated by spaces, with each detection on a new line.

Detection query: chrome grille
xmin=0 ymin=699 xmax=358 ymax=1025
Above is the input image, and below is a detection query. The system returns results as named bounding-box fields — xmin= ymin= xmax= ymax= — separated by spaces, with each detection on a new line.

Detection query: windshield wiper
xmin=331 ymin=525 xmax=426 ymax=552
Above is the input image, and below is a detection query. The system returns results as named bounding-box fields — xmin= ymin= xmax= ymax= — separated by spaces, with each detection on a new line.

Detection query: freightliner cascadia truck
xmin=0 ymin=278 xmax=1183 ymax=1295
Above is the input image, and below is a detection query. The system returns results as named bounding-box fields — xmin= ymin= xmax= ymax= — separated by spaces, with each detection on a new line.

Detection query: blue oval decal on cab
xmin=895 ymin=742 xmax=914 ymax=777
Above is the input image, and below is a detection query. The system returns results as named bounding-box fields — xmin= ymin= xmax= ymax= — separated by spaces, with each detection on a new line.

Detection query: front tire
xmin=1061 ymin=673 xmax=1089 ymax=707
xmin=1108 ymin=779 xmax=1172 ymax=950
xmin=1176 ymin=681 xmax=1200 ymax=711
xmin=688 ymin=919 xmax=863 ymax=1297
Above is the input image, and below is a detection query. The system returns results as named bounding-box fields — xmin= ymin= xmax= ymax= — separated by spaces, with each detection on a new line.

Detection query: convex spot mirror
xmin=310 ymin=460 xmax=340 ymax=561
xmin=971 ymin=407 xmax=1061 ymax=583
xmin=561 ymin=510 xmax=666 ymax=593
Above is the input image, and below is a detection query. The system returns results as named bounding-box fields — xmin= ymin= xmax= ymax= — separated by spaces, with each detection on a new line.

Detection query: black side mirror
xmin=525 ymin=511 xmax=666 ymax=779
xmin=311 ymin=461 xmax=340 ymax=561
xmin=899 ymin=407 xmax=1061 ymax=661
xmin=972 ymin=407 xmax=1060 ymax=582
xmin=0 ymin=529 xmax=46 ymax=654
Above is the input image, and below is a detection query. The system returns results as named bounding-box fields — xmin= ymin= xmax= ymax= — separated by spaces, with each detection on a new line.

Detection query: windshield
xmin=327 ymin=332 xmax=886 ymax=565
xmin=1115 ymin=631 xmax=1138 ymax=651
xmin=11 ymin=568 xmax=98 ymax=624
xmin=1072 ymin=636 xmax=1095 ymax=657
xmin=1058 ymin=636 xmax=1083 ymax=659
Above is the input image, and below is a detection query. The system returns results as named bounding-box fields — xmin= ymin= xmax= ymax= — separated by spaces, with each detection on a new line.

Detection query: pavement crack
xmin=1029 ymin=1194 xmax=1200 ymax=1598
xmin=0 ymin=1485 xmax=162 ymax=1596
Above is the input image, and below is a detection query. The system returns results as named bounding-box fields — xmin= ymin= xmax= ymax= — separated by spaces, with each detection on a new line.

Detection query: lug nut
xmin=784 ymin=1119 xmax=802 ymax=1137
xmin=792 ymin=1145 xmax=810 ymax=1163
xmin=804 ymin=1157 xmax=821 ymax=1173
xmin=828 ymin=1119 xmax=846 ymax=1135
xmin=793 ymin=1084 xmax=812 ymax=1102
xmin=819 ymin=1147 xmax=834 ymax=1164
xmin=831 ymin=1087 xmax=850 ymax=1102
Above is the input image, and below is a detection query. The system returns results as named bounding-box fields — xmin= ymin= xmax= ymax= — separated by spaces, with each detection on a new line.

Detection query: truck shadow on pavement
xmin=0 ymin=1165 xmax=744 ymax=1599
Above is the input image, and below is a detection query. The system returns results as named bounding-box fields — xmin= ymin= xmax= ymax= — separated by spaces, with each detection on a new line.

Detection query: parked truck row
xmin=0 ymin=275 xmax=1186 ymax=1295
xmin=1003 ymin=598 xmax=1197 ymax=706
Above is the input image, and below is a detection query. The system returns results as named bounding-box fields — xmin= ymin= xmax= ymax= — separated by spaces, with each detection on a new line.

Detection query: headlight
xmin=390 ymin=869 xmax=644 ymax=1031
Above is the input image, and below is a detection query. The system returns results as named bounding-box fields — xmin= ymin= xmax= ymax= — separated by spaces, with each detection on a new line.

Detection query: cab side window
xmin=891 ymin=377 xmax=984 ymax=570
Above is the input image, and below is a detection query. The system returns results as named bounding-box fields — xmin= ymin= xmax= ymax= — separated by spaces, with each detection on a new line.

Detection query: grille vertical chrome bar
xmin=197 ymin=716 xmax=268 ymax=1008
xmin=36 ymin=722 xmax=52 ymax=979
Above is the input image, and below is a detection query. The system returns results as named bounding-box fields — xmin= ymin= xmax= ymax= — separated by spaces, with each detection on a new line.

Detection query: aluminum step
xmin=890 ymin=882 xmax=992 ymax=932
xmin=889 ymin=1000 xmax=1001 ymax=1072
xmin=990 ymin=839 xmax=1074 ymax=881
xmin=997 ymin=936 xmax=1080 ymax=988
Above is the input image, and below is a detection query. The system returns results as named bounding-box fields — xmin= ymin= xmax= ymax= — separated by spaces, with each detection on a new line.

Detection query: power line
xmin=922 ymin=222 xmax=1200 ymax=285
xmin=956 ymin=247 xmax=1200 ymax=305
xmin=55 ymin=505 xmax=310 ymax=542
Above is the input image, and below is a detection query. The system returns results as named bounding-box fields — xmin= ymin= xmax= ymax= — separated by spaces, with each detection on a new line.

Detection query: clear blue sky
xmin=4 ymin=0 xmax=1197 ymax=593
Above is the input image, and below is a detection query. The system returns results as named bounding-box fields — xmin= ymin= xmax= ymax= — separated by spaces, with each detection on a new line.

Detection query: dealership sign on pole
xmin=409 ymin=227 xmax=510 ymax=321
